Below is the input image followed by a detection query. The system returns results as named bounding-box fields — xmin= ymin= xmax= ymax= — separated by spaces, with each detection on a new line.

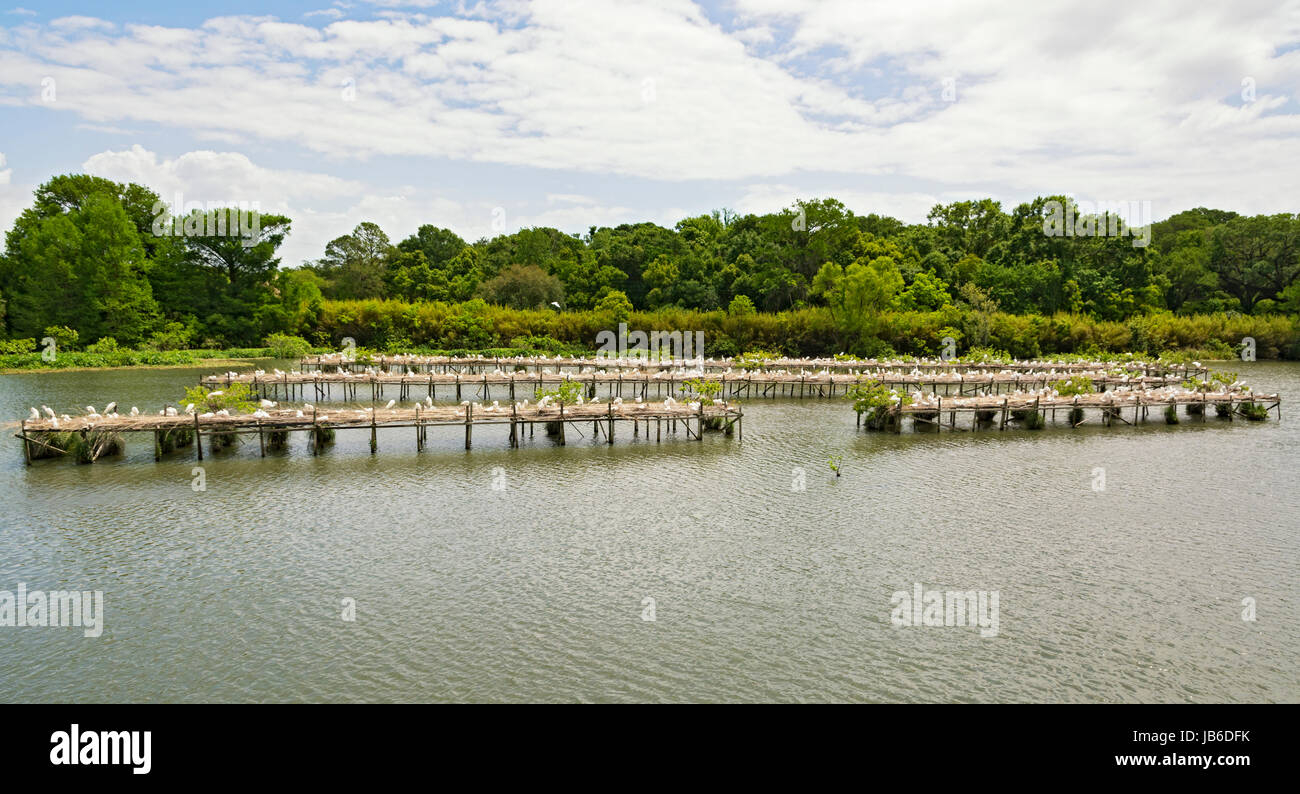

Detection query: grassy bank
xmin=0 ymin=347 xmax=321 ymax=374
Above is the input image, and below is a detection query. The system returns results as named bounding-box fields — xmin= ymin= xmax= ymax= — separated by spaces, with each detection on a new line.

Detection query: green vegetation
xmin=27 ymin=429 xmax=123 ymax=463
xmin=182 ymin=382 xmax=257 ymax=414
xmin=847 ymin=382 xmax=911 ymax=430
xmin=1240 ymin=402 xmax=1270 ymax=421
xmin=1055 ymin=376 xmax=1095 ymax=396
xmin=2 ymin=176 xmax=1299 ymax=361
xmin=537 ymin=380 xmax=585 ymax=406
xmin=681 ymin=377 xmax=723 ymax=399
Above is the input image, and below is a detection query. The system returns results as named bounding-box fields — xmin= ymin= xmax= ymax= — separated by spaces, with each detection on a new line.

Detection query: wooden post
xmin=21 ymin=421 xmax=30 ymax=466
xmin=608 ymin=403 xmax=615 ymax=444
xmin=465 ymin=401 xmax=472 ymax=449
xmin=558 ymin=404 xmax=565 ymax=445
xmin=194 ymin=412 xmax=203 ymax=461
xmin=370 ymin=413 xmax=378 ymax=454
xmin=258 ymin=419 xmax=265 ymax=457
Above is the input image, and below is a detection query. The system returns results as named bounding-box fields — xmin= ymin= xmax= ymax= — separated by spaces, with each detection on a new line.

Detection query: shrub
xmin=182 ymin=382 xmax=257 ymax=414
xmin=145 ymin=321 xmax=193 ymax=351
xmin=265 ymin=333 xmax=312 ymax=359
xmin=42 ymin=325 xmax=79 ymax=351
xmin=727 ymin=295 xmax=757 ymax=316
xmin=0 ymin=338 xmax=36 ymax=354
xmin=84 ymin=337 xmax=119 ymax=353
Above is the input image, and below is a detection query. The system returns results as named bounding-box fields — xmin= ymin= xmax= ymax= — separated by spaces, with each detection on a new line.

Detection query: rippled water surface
xmin=0 ymin=361 xmax=1296 ymax=702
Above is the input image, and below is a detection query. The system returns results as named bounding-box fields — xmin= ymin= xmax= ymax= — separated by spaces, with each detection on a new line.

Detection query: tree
xmin=895 ymin=271 xmax=953 ymax=312
xmin=811 ymin=255 xmax=903 ymax=348
xmin=313 ymin=221 xmax=392 ymax=299
xmin=0 ymin=185 xmax=158 ymax=344
xmin=478 ymin=264 xmax=564 ymax=309
xmin=1208 ymin=214 xmax=1300 ymax=312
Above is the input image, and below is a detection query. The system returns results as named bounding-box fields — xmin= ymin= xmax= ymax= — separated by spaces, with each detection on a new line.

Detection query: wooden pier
xmin=16 ymin=401 xmax=742 ymax=463
xmin=302 ymin=353 xmax=1207 ymax=380
xmin=204 ymin=369 xmax=1190 ymax=404
xmin=859 ymin=390 xmax=1280 ymax=432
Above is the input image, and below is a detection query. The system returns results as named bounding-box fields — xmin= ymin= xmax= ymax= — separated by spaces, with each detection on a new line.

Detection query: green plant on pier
xmin=537 ymin=379 xmax=585 ymax=406
xmin=1055 ymin=375 xmax=1094 ymax=397
xmin=847 ymin=382 xmax=911 ymax=431
xmin=182 ymin=382 xmax=257 ymax=414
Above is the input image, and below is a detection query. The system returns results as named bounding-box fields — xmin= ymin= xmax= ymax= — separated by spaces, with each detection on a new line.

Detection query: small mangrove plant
xmin=847 ymin=382 xmax=910 ymax=431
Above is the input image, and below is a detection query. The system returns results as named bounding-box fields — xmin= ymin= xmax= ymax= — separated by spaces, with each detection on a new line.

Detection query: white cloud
xmin=0 ymin=152 xmax=11 ymax=184
xmin=0 ymin=1 xmax=1295 ymax=223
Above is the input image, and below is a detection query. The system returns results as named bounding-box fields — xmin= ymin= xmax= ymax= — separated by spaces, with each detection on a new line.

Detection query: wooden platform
xmin=204 ymin=369 xmax=1191 ymax=404
xmin=864 ymin=390 xmax=1280 ymax=431
xmin=303 ymin=353 xmax=1207 ymax=380
xmin=16 ymin=400 xmax=742 ymax=463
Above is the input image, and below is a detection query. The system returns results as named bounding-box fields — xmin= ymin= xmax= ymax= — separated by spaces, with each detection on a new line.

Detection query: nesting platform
xmin=16 ymin=401 xmax=742 ymax=463
xmin=303 ymin=353 xmax=1206 ymax=380
xmin=860 ymin=390 xmax=1280 ymax=432
xmin=204 ymin=369 xmax=1189 ymax=404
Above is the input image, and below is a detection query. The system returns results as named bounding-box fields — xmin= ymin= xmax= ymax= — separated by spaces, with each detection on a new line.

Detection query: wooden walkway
xmin=864 ymin=390 xmax=1280 ymax=431
xmin=303 ymin=353 xmax=1206 ymax=379
xmin=204 ymin=369 xmax=1189 ymax=403
xmin=17 ymin=401 xmax=741 ymax=463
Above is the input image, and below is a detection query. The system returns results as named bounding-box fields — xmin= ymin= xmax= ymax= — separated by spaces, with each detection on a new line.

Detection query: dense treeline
xmin=1 ymin=174 xmax=1298 ymax=358
xmin=307 ymin=299 xmax=1299 ymax=360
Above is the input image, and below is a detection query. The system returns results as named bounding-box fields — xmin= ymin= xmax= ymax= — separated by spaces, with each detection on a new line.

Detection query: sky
xmin=0 ymin=0 xmax=1298 ymax=266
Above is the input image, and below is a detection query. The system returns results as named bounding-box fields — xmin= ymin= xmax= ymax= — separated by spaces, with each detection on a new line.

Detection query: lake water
xmin=1 ymin=360 xmax=1296 ymax=702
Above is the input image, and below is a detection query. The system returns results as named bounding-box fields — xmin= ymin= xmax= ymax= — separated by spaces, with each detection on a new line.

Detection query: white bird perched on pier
xmin=42 ymin=405 xmax=54 ymax=419
xmin=260 ymin=399 xmax=276 ymax=409
xmin=253 ymin=409 xmax=270 ymax=418
xmin=130 ymin=406 xmax=139 ymax=416
xmin=105 ymin=401 xmax=118 ymax=415
xmin=303 ymin=403 xmax=315 ymax=411
xmin=208 ymin=391 xmax=223 ymax=398
xmin=85 ymin=405 xmax=97 ymax=415
xmin=385 ymin=399 xmax=396 ymax=409
xmin=424 ymin=396 xmax=434 ymax=408
xmin=164 ymin=407 xmax=177 ymax=416
xmin=215 ymin=408 xmax=229 ymax=416
xmin=29 ymin=407 xmax=39 ymax=420
xmin=295 ymin=410 xmax=304 ymax=418
xmin=184 ymin=403 xmax=195 ymax=415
